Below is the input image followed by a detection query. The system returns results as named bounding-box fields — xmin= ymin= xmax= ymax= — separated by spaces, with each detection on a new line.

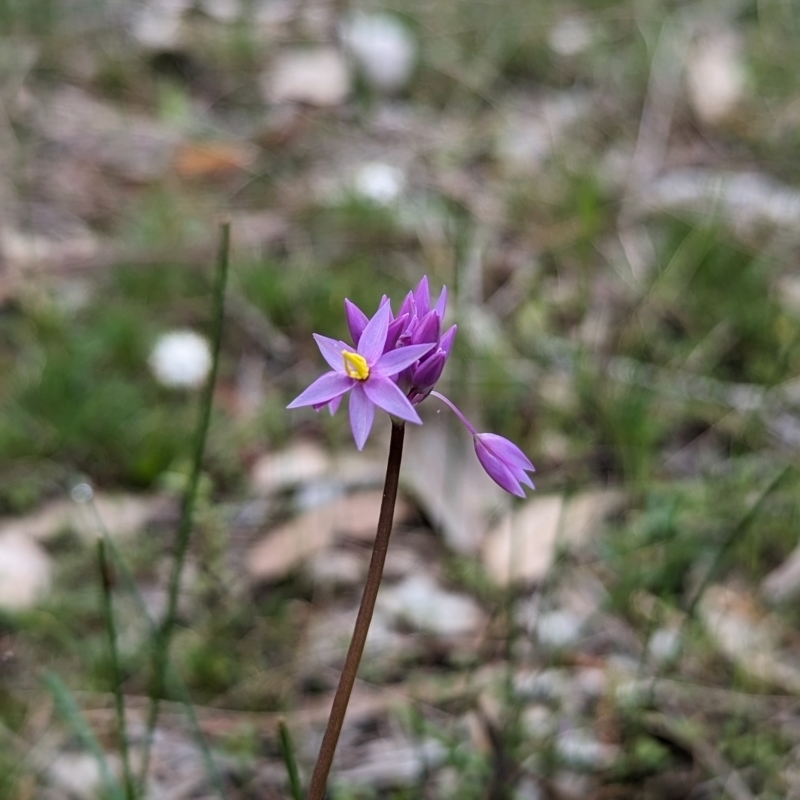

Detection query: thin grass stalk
xmin=43 ymin=671 xmax=125 ymax=800
xmin=97 ymin=538 xmax=136 ymax=800
xmin=686 ymin=465 xmax=792 ymax=616
xmin=305 ymin=420 xmax=406 ymax=800
xmin=139 ymin=220 xmax=231 ymax=788
xmin=639 ymin=465 xmax=794 ymax=709
xmin=89 ymin=504 xmax=227 ymax=800
xmin=278 ymin=718 xmax=303 ymax=800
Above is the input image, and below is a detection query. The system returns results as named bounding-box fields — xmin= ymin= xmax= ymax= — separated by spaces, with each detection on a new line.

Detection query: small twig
xmin=225 ymin=291 xmax=293 ymax=359
xmin=622 ymin=15 xmax=687 ymax=203
xmin=305 ymin=421 xmax=406 ymax=800
xmin=643 ymin=712 xmax=756 ymax=800
xmin=78 ymin=665 xmax=499 ymax=738
xmin=139 ymin=220 xmax=231 ymax=790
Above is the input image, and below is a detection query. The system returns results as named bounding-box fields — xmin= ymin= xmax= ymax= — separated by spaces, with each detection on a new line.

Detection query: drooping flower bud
xmin=473 ymin=433 xmax=535 ymax=498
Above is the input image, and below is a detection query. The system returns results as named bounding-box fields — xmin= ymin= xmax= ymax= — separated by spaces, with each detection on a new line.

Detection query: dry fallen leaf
xmin=250 ymin=441 xmax=330 ymax=495
xmin=481 ymin=495 xmax=564 ymax=587
xmin=247 ymin=490 xmax=413 ymax=583
xmin=481 ymin=489 xmax=625 ymax=587
xmin=698 ymin=584 xmax=800 ymax=694
xmin=560 ymin=488 xmax=626 ymax=549
xmin=262 ymin=47 xmax=351 ymax=106
xmin=762 ymin=541 xmax=800 ymax=604
xmin=0 ymin=493 xmax=164 ymax=544
xmin=0 ymin=531 xmax=52 ymax=611
xmin=36 ymin=86 xmax=181 ymax=183
xmin=403 ymin=416 xmax=503 ymax=555
xmin=172 ymin=141 xmax=258 ymax=178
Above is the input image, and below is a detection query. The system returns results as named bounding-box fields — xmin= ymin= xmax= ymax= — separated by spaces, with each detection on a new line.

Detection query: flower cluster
xmin=288 ymin=277 xmax=535 ymax=496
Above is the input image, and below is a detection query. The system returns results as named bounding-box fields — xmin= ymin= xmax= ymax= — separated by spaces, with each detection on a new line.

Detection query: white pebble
xmin=149 ymin=330 xmax=212 ymax=389
xmin=340 ymin=12 xmax=417 ymax=93
xmin=647 ymin=626 xmax=682 ymax=664
xmin=686 ymin=31 xmax=746 ymax=125
xmin=556 ymin=729 xmax=619 ymax=770
xmin=354 ymin=162 xmax=405 ymax=204
xmin=548 ymin=16 xmax=593 ymax=57
xmin=536 ymin=609 xmax=584 ymax=649
xmin=0 ymin=532 xmax=52 ymax=611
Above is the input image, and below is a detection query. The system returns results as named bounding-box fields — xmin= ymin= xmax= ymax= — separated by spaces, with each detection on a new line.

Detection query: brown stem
xmin=305 ymin=421 xmax=406 ymax=800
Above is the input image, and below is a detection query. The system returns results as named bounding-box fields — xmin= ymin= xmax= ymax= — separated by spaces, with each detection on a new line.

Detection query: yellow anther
xmin=342 ymin=350 xmax=370 ymax=380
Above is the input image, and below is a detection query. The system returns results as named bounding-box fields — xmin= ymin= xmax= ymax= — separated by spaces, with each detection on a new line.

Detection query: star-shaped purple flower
xmin=288 ymin=276 xmax=535 ymax=497
xmin=347 ymin=277 xmax=458 ymax=405
xmin=287 ymin=303 xmax=434 ymax=450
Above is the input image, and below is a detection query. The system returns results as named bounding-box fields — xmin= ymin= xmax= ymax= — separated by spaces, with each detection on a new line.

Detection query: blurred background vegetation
xmin=2 ymin=0 xmax=800 ymax=797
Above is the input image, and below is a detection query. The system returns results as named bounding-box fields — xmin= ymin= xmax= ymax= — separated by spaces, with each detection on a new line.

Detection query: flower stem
xmin=430 ymin=390 xmax=476 ymax=435
xmin=305 ymin=420 xmax=406 ymax=800
xmin=139 ymin=219 xmax=231 ymax=790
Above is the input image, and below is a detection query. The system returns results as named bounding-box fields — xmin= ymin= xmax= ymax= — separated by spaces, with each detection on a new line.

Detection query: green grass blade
xmin=97 ymin=538 xmax=136 ymax=800
xmin=83 ymin=501 xmax=228 ymax=800
xmin=278 ymin=717 xmax=303 ymax=800
xmin=42 ymin=670 xmax=125 ymax=800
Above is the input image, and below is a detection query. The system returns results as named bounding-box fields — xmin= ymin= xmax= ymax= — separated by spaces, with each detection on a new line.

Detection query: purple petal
xmin=374 ymin=343 xmax=435 ymax=376
xmin=349 ymin=384 xmax=375 ymax=450
xmin=511 ymin=465 xmax=535 ymax=489
xmin=413 ymin=276 xmax=430 ymax=316
xmin=311 ymin=393 xmax=344 ymax=415
xmin=396 ymin=316 xmax=416 ymax=348
xmin=410 ymin=350 xmax=446 ymax=391
xmin=357 ymin=302 xmax=391 ymax=364
xmin=363 ymin=375 xmax=422 ymax=424
xmin=434 ymin=285 xmax=447 ymax=319
xmin=439 ymin=324 xmax=457 ymax=357
xmin=384 ymin=313 xmax=409 ymax=352
xmin=327 ymin=394 xmax=343 ymax=416
xmin=287 ymin=372 xmax=353 ymax=408
xmin=398 ymin=291 xmax=416 ymax=319
xmin=344 ymin=299 xmax=369 ymax=345
xmin=474 ymin=438 xmax=524 ymax=497
xmin=314 ymin=334 xmax=350 ymax=372
xmin=411 ymin=310 xmax=440 ymax=346
xmin=476 ymin=433 xmax=535 ymax=472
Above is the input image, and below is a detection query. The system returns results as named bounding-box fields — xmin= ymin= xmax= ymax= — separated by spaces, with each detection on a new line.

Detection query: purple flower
xmin=288 ymin=275 xmax=535 ymax=497
xmin=431 ymin=391 xmax=535 ymax=497
xmin=287 ymin=303 xmax=434 ymax=450
xmin=473 ymin=433 xmax=535 ymax=498
xmin=345 ymin=297 xmax=408 ymax=354
xmin=343 ymin=278 xmax=457 ymax=405
xmin=406 ymin=322 xmax=457 ymax=403
xmin=390 ymin=277 xmax=458 ymax=404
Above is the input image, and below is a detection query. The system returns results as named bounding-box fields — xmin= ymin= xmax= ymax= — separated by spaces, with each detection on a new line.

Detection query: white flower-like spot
xmin=354 ymin=162 xmax=405 ymax=205
xmin=149 ymin=329 xmax=212 ymax=389
xmin=340 ymin=12 xmax=417 ymax=93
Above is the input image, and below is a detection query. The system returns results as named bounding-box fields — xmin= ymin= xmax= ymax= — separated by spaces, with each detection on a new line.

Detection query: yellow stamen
xmin=342 ymin=350 xmax=370 ymax=380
